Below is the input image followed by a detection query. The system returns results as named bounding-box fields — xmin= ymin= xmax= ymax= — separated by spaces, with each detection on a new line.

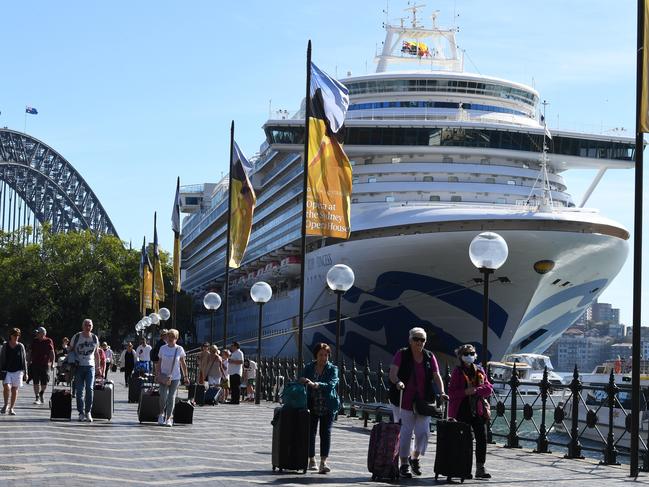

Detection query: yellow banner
xmin=228 ymin=177 xmax=256 ymax=268
xmin=141 ymin=265 xmax=153 ymax=314
xmin=305 ymin=117 xmax=352 ymax=239
xmin=642 ymin=4 xmax=649 ymax=132
xmin=154 ymin=258 xmax=165 ymax=303
xmin=173 ymin=233 xmax=181 ymax=292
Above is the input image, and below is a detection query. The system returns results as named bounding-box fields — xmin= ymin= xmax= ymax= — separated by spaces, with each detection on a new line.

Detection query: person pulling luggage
xmin=388 ymin=327 xmax=447 ymax=478
xmin=298 ymin=342 xmax=340 ymax=474
xmin=155 ymin=328 xmax=189 ymax=426
xmin=447 ymin=344 xmax=493 ymax=479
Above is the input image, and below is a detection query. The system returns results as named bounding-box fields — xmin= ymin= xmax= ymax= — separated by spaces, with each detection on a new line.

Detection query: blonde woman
xmin=155 ymin=329 xmax=189 ymax=426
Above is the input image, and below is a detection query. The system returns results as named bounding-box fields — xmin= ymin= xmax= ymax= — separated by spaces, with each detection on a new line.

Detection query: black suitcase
xmin=91 ymin=381 xmax=113 ymax=420
xmin=434 ymin=420 xmax=473 ymax=482
xmin=173 ymin=399 xmax=194 ymax=424
xmin=50 ymin=388 xmax=72 ymax=421
xmin=271 ymin=407 xmax=310 ymax=473
xmin=187 ymin=384 xmax=205 ymax=406
xmin=129 ymin=376 xmax=145 ymax=403
xmin=138 ymin=388 xmax=160 ymax=423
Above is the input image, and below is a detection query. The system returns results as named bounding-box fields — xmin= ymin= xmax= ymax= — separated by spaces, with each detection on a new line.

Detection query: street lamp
xmin=203 ymin=292 xmax=222 ymax=344
xmin=158 ymin=307 xmax=171 ymax=322
xmin=149 ymin=313 xmax=160 ymax=326
xmin=469 ymin=232 xmax=508 ymax=365
xmin=326 ymin=264 xmax=355 ymax=365
xmin=251 ymin=281 xmax=272 ymax=405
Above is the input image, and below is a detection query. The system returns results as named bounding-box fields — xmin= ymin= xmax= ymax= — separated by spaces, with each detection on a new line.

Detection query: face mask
xmin=461 ymin=354 xmax=476 ymax=364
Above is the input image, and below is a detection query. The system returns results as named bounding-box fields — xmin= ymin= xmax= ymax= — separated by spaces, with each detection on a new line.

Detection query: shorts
xmin=30 ymin=364 xmax=50 ymax=385
xmin=207 ymin=376 xmax=222 ymax=387
xmin=247 ymin=379 xmax=255 ymax=386
xmin=4 ymin=371 xmax=24 ymax=388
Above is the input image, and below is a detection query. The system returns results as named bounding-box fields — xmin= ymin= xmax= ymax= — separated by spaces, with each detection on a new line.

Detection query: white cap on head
xmin=36 ymin=326 xmax=46 ymax=335
xmin=409 ymin=327 xmax=427 ymax=340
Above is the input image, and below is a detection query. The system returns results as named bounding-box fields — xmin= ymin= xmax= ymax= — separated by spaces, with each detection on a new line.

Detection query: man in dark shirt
xmin=150 ymin=329 xmax=168 ymax=366
xmin=30 ymin=327 xmax=55 ymax=405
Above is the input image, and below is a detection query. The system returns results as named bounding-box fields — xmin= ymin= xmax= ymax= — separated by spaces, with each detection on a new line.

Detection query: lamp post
xmin=469 ymin=232 xmax=508 ymax=365
xmin=326 ymin=264 xmax=355 ymax=366
xmin=158 ymin=307 xmax=171 ymax=322
xmin=251 ymin=281 xmax=273 ymax=405
xmin=203 ymin=292 xmax=222 ymax=344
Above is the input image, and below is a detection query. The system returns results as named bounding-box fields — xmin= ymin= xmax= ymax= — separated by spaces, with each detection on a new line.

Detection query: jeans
xmin=468 ymin=415 xmax=488 ymax=464
xmin=308 ymin=412 xmax=334 ymax=458
xmin=75 ymin=366 xmax=95 ymax=414
xmin=159 ymin=379 xmax=180 ymax=419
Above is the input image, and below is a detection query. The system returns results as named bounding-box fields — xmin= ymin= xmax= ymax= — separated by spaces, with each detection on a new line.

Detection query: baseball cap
xmin=36 ymin=326 xmax=46 ymax=335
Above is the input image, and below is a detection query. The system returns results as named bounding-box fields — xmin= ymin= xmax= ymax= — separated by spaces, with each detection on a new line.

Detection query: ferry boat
xmin=179 ymin=9 xmax=634 ymax=365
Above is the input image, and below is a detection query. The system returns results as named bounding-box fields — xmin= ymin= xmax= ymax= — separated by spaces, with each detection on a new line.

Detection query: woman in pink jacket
xmin=447 ymin=344 xmax=493 ymax=479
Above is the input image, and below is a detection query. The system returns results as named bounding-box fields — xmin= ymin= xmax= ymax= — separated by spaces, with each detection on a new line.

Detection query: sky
xmin=0 ymin=0 xmax=643 ymax=325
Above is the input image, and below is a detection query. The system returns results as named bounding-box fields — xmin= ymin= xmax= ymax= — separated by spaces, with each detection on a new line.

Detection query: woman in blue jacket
xmin=299 ymin=342 xmax=340 ymax=474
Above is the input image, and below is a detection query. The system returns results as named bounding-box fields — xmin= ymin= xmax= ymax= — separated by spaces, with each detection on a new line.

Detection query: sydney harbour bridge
xmin=0 ymin=128 xmax=118 ymax=242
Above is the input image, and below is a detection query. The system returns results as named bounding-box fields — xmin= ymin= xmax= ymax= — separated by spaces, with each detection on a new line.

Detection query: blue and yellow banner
xmin=228 ymin=141 xmax=256 ymax=268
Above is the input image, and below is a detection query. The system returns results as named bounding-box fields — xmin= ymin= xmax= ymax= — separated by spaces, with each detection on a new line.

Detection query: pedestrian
xmin=197 ymin=342 xmax=211 ymax=385
xmin=228 ymin=342 xmax=244 ymax=404
xmin=448 ymin=344 xmax=493 ymax=479
xmin=68 ymin=319 xmax=101 ymax=422
xmin=119 ymin=342 xmax=137 ymax=386
xmin=29 ymin=326 xmax=55 ymax=405
xmin=243 ymin=358 xmax=257 ymax=401
xmin=97 ymin=342 xmax=107 ymax=380
xmin=388 ymin=327 xmax=448 ymax=478
xmin=205 ymin=345 xmax=223 ymax=388
xmin=155 ymin=328 xmax=189 ymax=426
xmin=299 ymin=342 xmax=340 ymax=474
xmin=57 ymin=337 xmax=70 ymax=359
xmin=0 ymin=328 xmax=28 ymax=415
xmin=150 ymin=329 xmax=168 ymax=369
xmin=136 ymin=338 xmax=152 ymax=374
xmin=220 ymin=349 xmax=230 ymax=403
xmin=102 ymin=343 xmax=114 ymax=380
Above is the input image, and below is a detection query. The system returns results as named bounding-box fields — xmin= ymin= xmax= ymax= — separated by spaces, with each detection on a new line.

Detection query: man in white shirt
xmin=136 ymin=338 xmax=152 ymax=374
xmin=228 ymin=342 xmax=244 ymax=404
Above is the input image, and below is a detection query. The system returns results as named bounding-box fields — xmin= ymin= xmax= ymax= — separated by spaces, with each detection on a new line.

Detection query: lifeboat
xmin=279 ymin=256 xmax=301 ymax=277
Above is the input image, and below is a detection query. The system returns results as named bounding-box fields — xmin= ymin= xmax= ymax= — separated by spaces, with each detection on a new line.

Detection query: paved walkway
xmin=0 ymin=380 xmax=645 ymax=486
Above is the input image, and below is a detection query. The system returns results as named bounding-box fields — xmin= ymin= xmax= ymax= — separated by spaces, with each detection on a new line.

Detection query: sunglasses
xmin=463 ymin=351 xmax=476 ymax=356
xmin=412 ymin=337 xmax=426 ymax=343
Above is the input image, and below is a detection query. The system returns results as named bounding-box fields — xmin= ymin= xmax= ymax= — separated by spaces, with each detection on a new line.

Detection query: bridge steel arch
xmin=0 ymin=128 xmax=118 ymax=236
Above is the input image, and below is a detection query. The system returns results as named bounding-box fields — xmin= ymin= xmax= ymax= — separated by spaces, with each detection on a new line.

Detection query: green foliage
xmin=0 ymin=226 xmax=181 ymax=345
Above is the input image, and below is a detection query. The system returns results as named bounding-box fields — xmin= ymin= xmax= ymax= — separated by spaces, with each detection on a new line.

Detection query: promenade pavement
xmin=0 ymin=379 xmax=645 ymax=486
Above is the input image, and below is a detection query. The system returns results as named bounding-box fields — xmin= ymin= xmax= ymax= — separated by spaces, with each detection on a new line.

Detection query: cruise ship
xmin=179 ymin=11 xmax=634 ymax=365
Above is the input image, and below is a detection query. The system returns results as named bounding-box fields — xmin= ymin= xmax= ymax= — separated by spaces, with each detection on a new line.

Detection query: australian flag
xmin=25 ymin=107 xmax=38 ymax=115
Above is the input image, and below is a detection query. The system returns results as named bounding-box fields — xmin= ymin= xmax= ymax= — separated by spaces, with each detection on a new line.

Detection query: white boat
xmin=179 ymin=8 xmax=633 ymax=366
xmin=489 ymin=353 xmax=565 ymax=409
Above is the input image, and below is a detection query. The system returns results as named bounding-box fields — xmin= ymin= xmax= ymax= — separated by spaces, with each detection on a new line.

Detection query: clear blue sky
xmin=0 ymin=1 xmax=642 ymax=325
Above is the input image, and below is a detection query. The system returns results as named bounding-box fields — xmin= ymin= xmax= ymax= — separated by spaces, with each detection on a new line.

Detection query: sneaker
xmin=157 ymin=414 xmax=165 ymax=426
xmin=78 ymin=412 xmax=85 ymax=422
xmin=8 ymin=408 xmax=16 ymax=416
xmin=475 ymin=467 xmax=491 ymax=479
xmin=33 ymin=398 xmax=41 ymax=405
xmin=318 ymin=462 xmax=331 ymax=474
xmin=399 ymin=464 xmax=412 ymax=479
xmin=165 ymin=417 xmax=173 ymax=427
xmin=85 ymin=412 xmax=93 ymax=422
xmin=409 ymin=456 xmax=422 ymax=476
xmin=0 ymin=405 xmax=6 ymax=414
xmin=308 ymin=458 xmax=317 ymax=470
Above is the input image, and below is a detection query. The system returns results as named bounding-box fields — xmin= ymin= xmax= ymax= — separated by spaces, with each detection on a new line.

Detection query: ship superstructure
xmin=179 ymin=9 xmax=634 ymax=363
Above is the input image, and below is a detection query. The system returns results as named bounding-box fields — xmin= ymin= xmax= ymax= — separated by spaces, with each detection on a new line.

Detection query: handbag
xmin=413 ymin=397 xmax=442 ymax=417
xmin=281 ymin=382 xmax=307 ymax=409
xmin=156 ymin=346 xmax=179 ymax=385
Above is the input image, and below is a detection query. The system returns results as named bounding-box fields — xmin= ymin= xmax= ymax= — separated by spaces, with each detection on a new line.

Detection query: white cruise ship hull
xmin=201 ymin=216 xmax=628 ymax=365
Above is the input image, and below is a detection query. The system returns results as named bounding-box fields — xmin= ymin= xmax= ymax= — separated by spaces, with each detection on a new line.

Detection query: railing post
xmin=350 ymin=360 xmax=358 ymax=417
xmin=534 ymin=366 xmax=551 ymax=453
xmin=339 ymin=359 xmax=348 ymax=415
xmin=363 ymin=359 xmax=373 ymax=403
xmin=565 ymin=364 xmax=584 ymax=459
xmin=505 ymin=362 xmax=521 ymax=448
xmin=273 ymin=358 xmax=280 ymax=403
xmin=601 ymin=370 xmax=620 ymax=465
xmin=485 ymin=364 xmax=495 ymax=444
xmin=377 ymin=361 xmax=385 ymax=404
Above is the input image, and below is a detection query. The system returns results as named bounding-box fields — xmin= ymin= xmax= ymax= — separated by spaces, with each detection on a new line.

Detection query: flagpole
xmin=630 ymin=0 xmax=645 ymax=477
xmin=151 ymin=212 xmax=157 ymax=314
xmin=140 ymin=236 xmax=146 ymax=318
xmin=297 ymin=40 xmax=312 ymax=375
xmin=172 ymin=177 xmax=180 ymax=330
xmin=223 ymin=120 xmax=235 ymax=348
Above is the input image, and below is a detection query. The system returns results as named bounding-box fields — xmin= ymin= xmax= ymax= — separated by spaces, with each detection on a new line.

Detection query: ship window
xmin=423 ymin=176 xmax=433 ymax=182
xmin=429 ymin=195 xmax=440 ymax=201
xmin=496 ymin=198 xmax=507 ymax=204
xmin=448 ymin=176 xmax=459 ymax=182
xmin=451 ymin=196 xmax=462 ymax=202
xmin=385 ymin=196 xmax=395 ymax=202
xmin=352 ymin=198 xmax=358 ymax=203
xmin=368 ymin=177 xmax=377 ymax=183
xmin=485 ymin=177 xmax=495 ymax=183
xmin=353 ymin=177 xmax=359 ymax=183
xmin=185 ymin=197 xmax=200 ymax=205
xmin=507 ymin=180 xmax=516 ymax=185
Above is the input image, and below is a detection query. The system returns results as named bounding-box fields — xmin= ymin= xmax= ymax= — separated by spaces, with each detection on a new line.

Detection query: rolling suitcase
xmin=368 ymin=389 xmax=400 ymax=481
xmin=271 ymin=406 xmax=310 ymax=473
xmin=173 ymin=398 xmax=194 ymax=424
xmin=434 ymin=419 xmax=473 ymax=483
xmin=91 ymin=380 xmax=113 ymax=420
xmin=187 ymin=383 xmax=205 ymax=406
xmin=204 ymin=386 xmax=221 ymax=405
xmin=128 ymin=375 xmax=145 ymax=403
xmin=138 ymin=388 xmax=160 ymax=423
xmin=50 ymin=388 xmax=72 ymax=421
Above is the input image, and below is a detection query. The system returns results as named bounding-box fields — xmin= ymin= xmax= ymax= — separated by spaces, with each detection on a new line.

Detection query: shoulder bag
xmin=156 ymin=346 xmax=179 ymax=385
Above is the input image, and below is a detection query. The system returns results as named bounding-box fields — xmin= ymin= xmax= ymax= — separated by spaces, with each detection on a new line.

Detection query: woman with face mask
xmin=447 ymin=344 xmax=494 ymax=479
